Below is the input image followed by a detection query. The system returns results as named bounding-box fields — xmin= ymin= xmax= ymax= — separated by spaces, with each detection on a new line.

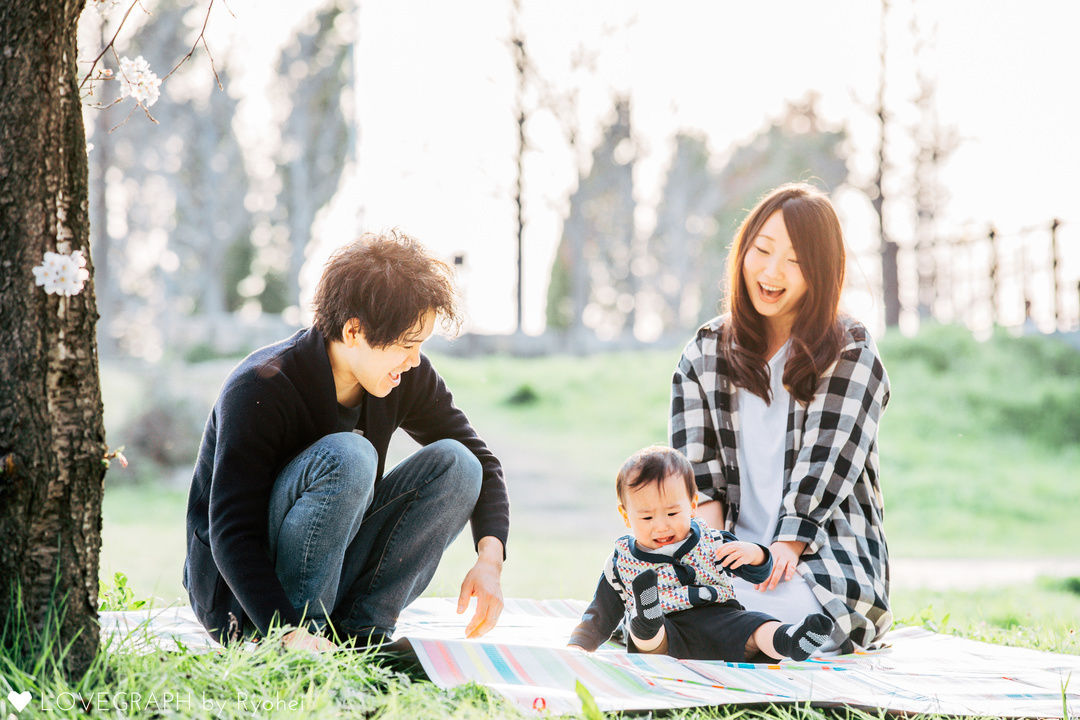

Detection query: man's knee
xmin=427 ymin=438 xmax=482 ymax=499
xmin=316 ymin=432 xmax=378 ymax=489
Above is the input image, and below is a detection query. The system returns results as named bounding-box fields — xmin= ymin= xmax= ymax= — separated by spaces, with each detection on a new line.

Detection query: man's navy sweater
xmin=183 ymin=326 xmax=509 ymax=642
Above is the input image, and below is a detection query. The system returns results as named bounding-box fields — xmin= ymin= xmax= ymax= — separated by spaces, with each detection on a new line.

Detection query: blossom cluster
xmin=33 ymin=251 xmax=90 ymax=297
xmin=118 ymin=56 xmax=162 ymax=107
xmin=90 ymin=0 xmax=121 ymax=15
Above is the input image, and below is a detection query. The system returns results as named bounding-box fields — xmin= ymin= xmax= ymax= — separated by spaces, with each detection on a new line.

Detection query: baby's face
xmin=618 ymin=473 xmax=698 ymax=551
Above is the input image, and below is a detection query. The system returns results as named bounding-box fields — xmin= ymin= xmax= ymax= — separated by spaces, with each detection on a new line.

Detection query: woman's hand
xmin=755 ymin=540 xmax=807 ymax=591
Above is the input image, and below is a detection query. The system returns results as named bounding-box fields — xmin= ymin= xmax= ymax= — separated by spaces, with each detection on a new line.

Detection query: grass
xmin=2 ymin=582 xmax=507 ymax=719
xmin=100 ymin=326 xmax=1080 ymax=594
xmin=892 ymin=579 xmax=1080 ymax=655
xmin=428 ymin=347 xmax=680 ymax=488
xmin=75 ymin=324 xmax=1080 ymax=718
xmin=875 ymin=325 xmax=1080 ymax=556
xmin=2 ymin=582 xmax=1077 ymax=719
xmin=99 ymin=323 xmax=1080 ymax=599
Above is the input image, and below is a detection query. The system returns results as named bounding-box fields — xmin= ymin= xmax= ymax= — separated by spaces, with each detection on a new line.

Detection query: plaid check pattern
xmin=669 ymin=315 xmax=891 ymax=652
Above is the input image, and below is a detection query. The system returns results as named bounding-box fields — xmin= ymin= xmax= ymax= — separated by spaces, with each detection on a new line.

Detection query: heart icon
xmin=7 ymin=690 xmax=32 ymax=712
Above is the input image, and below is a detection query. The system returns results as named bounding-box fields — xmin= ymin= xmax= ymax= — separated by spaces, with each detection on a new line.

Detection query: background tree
xmin=88 ymin=0 xmax=254 ymax=359
xmin=546 ymin=97 xmax=636 ymax=341
xmin=547 ymin=96 xmax=848 ymax=341
xmin=873 ymin=0 xmax=901 ymax=327
xmin=645 ymin=131 xmax=721 ymax=332
xmin=909 ymin=1 xmax=958 ymax=322
xmin=1 ymin=0 xmax=107 ymax=675
xmin=699 ymin=97 xmax=849 ymax=324
xmin=272 ymin=0 xmax=354 ymax=309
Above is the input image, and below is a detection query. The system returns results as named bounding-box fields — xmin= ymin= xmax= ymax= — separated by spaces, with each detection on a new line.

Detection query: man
xmin=184 ymin=230 xmax=508 ymax=650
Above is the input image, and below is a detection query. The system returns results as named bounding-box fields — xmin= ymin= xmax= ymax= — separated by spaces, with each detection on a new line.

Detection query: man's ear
xmin=342 ymin=318 xmax=362 ymax=347
xmin=617 ymin=503 xmax=630 ymax=528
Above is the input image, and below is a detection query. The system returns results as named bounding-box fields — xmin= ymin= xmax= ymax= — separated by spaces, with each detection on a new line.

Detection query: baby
xmin=569 ymin=445 xmax=833 ymax=662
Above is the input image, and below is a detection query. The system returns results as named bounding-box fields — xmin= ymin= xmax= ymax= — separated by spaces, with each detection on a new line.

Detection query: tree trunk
xmin=874 ymin=0 xmax=901 ymax=328
xmin=0 ymin=0 xmax=107 ymax=677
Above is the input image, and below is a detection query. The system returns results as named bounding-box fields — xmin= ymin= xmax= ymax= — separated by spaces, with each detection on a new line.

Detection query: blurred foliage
xmin=647 ymin=131 xmax=723 ymax=329
xmin=113 ymin=380 xmax=206 ymax=484
xmin=183 ymin=342 xmax=250 ymax=364
xmin=880 ymin=324 xmax=1080 ymax=448
xmin=88 ymin=0 xmax=352 ymax=360
xmin=547 ymin=98 xmax=636 ymax=335
xmin=700 ymin=95 xmax=849 ymax=324
xmin=547 ymin=94 xmax=850 ymax=338
xmin=273 ymin=0 xmax=354 ymax=305
xmin=98 ymin=323 xmax=1080 ymax=602
xmin=504 ymin=383 xmax=541 ymax=406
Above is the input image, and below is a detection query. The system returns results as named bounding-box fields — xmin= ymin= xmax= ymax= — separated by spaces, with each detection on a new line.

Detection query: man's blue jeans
xmin=266 ymin=432 xmax=482 ymax=640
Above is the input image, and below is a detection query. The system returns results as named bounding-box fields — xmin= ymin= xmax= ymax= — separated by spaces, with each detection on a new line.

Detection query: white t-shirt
xmin=731 ymin=343 xmax=839 ymax=652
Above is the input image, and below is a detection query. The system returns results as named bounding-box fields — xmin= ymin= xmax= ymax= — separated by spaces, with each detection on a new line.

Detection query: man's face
xmin=618 ymin=474 xmax=698 ymax=551
xmin=341 ymin=311 xmax=436 ymax=398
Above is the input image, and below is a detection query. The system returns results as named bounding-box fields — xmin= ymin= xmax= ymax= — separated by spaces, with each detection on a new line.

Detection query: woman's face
xmin=741 ymin=209 xmax=808 ymax=336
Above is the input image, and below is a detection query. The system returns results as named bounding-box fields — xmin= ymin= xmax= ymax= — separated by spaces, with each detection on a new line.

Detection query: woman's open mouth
xmin=388 ymin=372 xmax=402 ymax=386
xmin=759 ymin=282 xmax=785 ymax=302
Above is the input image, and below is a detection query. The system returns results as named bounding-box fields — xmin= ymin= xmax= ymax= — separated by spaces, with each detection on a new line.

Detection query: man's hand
xmin=755 ymin=540 xmax=807 ymax=592
xmin=457 ymin=536 xmax=504 ymax=638
xmin=282 ymin=627 xmax=337 ymax=652
xmin=715 ymin=540 xmax=765 ymax=570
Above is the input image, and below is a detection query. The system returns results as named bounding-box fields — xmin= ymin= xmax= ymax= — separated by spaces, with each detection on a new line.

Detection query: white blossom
xmin=90 ymin=0 xmax=121 ymax=16
xmin=118 ymin=56 xmax=162 ymax=108
xmin=33 ymin=250 xmax=90 ymax=297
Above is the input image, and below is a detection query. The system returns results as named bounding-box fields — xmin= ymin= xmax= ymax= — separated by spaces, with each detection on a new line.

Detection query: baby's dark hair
xmin=616 ymin=445 xmax=696 ymax=505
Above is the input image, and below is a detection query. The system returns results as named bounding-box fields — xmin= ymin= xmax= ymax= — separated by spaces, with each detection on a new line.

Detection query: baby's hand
xmin=714 ymin=541 xmax=765 ymax=570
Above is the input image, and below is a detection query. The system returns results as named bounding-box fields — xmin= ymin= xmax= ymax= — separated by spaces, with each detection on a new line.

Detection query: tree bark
xmin=0 ymin=0 xmax=107 ymax=677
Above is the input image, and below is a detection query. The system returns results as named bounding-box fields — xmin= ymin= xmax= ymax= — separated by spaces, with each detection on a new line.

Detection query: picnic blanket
xmin=101 ymin=598 xmax=1080 ymax=717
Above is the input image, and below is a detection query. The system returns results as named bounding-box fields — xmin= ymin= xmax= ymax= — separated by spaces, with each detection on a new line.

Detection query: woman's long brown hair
xmin=722 ymin=183 xmax=846 ymax=405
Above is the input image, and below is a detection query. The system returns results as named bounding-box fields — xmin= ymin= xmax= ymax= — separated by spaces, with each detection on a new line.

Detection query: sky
xmin=134 ymin=0 xmax=1080 ymax=337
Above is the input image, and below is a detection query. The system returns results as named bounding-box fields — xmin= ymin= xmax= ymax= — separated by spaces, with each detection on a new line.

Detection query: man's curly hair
xmin=312 ymin=229 xmax=462 ymax=347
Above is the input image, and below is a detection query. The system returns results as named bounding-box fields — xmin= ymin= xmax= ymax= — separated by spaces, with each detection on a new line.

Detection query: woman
xmin=669 ymin=183 xmax=890 ymax=653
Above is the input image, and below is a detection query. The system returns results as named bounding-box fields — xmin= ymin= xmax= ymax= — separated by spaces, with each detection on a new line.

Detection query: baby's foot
xmin=630 ymin=569 xmax=663 ymax=641
xmin=772 ymin=613 xmax=834 ymax=661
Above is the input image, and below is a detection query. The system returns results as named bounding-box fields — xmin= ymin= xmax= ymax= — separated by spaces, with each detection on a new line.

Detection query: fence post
xmin=988 ymin=227 xmax=998 ymax=327
xmin=1050 ymin=218 xmax=1062 ymax=330
xmin=1019 ymin=232 xmax=1030 ymax=324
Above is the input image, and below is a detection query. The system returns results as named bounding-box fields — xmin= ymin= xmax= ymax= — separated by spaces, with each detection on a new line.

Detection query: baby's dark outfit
xmin=570 ymin=518 xmax=778 ymax=661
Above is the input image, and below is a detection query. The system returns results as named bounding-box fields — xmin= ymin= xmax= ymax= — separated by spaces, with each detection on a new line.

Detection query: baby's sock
xmin=771 ymin=613 xmax=834 ymax=661
xmin=629 ymin=569 xmax=664 ymax=641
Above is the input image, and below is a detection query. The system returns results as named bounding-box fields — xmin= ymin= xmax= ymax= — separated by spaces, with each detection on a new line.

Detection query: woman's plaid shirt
xmin=669 ymin=315 xmax=891 ymax=652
